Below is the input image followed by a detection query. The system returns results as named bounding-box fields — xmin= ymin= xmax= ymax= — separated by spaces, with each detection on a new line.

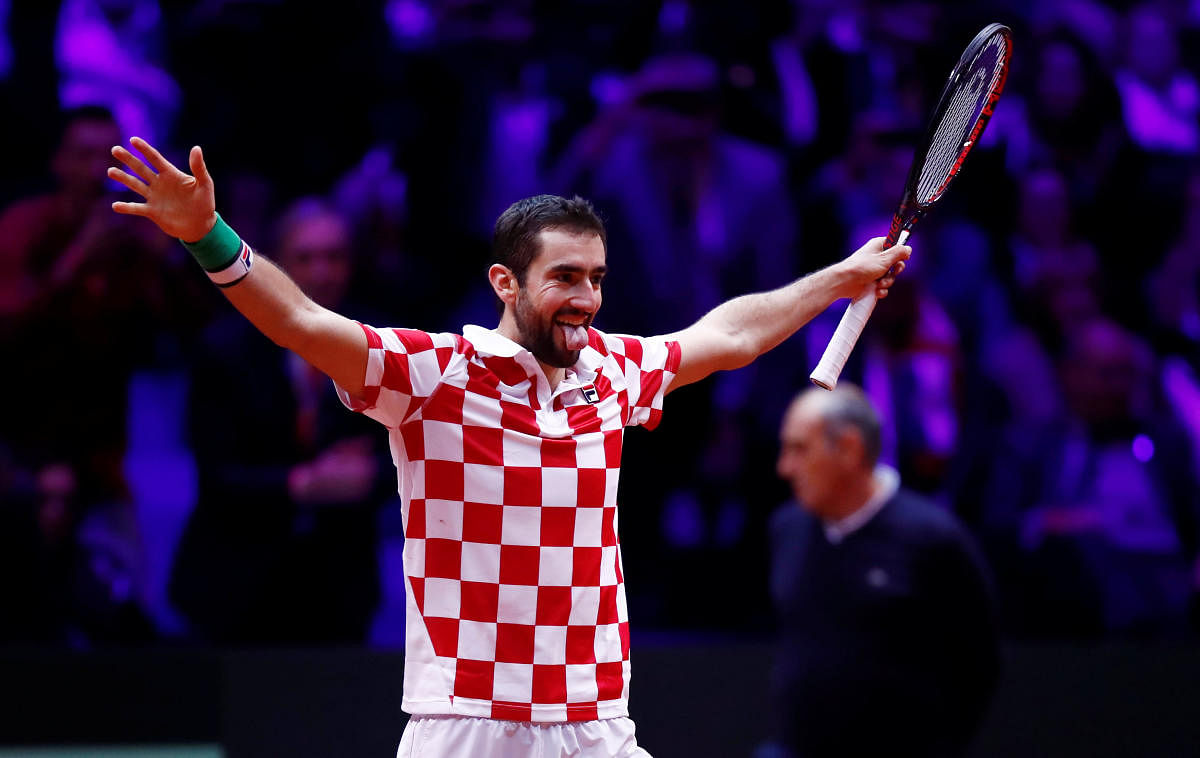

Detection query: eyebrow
xmin=546 ymin=263 xmax=607 ymax=276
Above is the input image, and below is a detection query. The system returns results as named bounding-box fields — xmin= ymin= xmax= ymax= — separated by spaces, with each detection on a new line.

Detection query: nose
xmin=776 ymin=451 xmax=791 ymax=480
xmin=570 ymin=280 xmax=601 ymax=311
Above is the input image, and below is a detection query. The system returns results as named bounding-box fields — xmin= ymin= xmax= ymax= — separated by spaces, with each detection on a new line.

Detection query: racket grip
xmin=809 ymin=286 xmax=878 ymax=390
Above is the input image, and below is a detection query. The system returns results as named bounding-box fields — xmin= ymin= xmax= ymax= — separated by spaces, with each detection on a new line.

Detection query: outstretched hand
xmin=109 ymin=137 xmax=218 ymax=243
xmin=841 ymin=237 xmax=911 ymax=300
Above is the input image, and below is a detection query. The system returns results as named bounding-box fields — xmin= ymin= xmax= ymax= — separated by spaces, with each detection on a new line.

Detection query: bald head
xmin=787 ymin=384 xmax=882 ymax=469
xmin=777 ymin=383 xmax=882 ymax=518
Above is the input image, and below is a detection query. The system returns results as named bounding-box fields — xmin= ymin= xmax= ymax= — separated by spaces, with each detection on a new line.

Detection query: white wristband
xmin=206 ymin=241 xmax=254 ymax=288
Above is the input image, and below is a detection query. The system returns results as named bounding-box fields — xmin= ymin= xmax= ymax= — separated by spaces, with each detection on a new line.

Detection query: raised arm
xmin=108 ymin=137 xmax=368 ymax=397
xmin=659 ymin=237 xmax=910 ymax=391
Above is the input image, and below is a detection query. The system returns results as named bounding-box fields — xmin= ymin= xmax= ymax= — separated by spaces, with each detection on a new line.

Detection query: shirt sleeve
xmin=335 ymin=323 xmax=461 ymax=428
xmin=605 ymin=333 xmax=682 ymax=430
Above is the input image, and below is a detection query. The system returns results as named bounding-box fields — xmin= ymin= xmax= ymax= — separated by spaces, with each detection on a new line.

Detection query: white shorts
xmin=396 ymin=714 xmax=653 ymax=758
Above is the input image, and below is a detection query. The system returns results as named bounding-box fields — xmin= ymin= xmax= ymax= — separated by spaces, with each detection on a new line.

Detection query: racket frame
xmin=809 ymin=23 xmax=1012 ymax=391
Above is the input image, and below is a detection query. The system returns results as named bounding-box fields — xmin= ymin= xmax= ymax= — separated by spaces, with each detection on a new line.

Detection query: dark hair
xmin=491 ymin=195 xmax=606 ymax=309
xmin=56 ymin=104 xmax=118 ymax=143
xmin=816 ymin=384 xmax=883 ymax=468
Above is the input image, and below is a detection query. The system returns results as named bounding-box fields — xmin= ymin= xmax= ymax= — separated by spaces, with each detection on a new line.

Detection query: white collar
xmin=823 ymin=465 xmax=900 ymax=544
xmin=461 ymin=324 xmax=603 ymax=386
xmin=462 ymin=323 xmax=525 ymax=357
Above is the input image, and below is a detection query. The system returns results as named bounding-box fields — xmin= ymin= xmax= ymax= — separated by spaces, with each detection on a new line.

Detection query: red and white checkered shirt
xmin=337 ymin=323 xmax=681 ymax=722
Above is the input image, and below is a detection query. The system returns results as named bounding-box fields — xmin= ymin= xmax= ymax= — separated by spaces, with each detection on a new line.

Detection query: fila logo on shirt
xmin=581 ymin=384 xmax=599 ymax=404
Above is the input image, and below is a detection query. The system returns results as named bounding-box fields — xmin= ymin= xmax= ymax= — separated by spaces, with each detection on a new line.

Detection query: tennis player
xmin=108 ymin=137 xmax=909 ymax=757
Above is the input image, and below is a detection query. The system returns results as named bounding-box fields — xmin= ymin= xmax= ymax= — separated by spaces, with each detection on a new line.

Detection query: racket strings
xmin=916 ymin=34 xmax=1008 ymax=204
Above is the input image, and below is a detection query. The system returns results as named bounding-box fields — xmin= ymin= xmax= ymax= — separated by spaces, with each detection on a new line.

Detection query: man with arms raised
xmin=108 ymin=137 xmax=908 ymax=757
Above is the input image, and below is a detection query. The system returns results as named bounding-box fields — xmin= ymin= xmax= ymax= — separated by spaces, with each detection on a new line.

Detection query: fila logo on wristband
xmin=207 ymin=241 xmax=254 ymax=287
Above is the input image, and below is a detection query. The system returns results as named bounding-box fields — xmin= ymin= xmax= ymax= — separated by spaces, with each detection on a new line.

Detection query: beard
xmin=513 ymin=291 xmax=589 ymax=368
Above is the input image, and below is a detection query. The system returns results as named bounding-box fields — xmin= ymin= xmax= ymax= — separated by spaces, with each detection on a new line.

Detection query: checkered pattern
xmin=338 ymin=323 xmax=680 ymax=722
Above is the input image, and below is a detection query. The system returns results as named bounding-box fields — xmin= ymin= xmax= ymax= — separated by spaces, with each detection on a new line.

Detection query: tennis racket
xmin=810 ymin=23 xmax=1013 ymax=390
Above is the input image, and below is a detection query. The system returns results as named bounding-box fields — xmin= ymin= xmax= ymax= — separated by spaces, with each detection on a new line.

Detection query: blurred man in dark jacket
xmin=762 ymin=384 xmax=1000 ymax=757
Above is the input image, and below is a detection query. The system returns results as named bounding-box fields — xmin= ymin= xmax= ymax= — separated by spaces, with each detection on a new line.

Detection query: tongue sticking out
xmin=561 ymin=323 xmax=589 ymax=351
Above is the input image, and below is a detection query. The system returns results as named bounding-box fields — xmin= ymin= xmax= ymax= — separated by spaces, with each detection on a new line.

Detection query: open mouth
xmin=555 ymin=316 xmax=590 ymax=351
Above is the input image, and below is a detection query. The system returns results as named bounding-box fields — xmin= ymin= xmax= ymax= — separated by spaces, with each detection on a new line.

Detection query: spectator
xmin=1007 ymin=167 xmax=1101 ymax=321
xmin=982 ymin=318 xmax=1200 ymax=639
xmin=982 ymin=166 xmax=1103 ymax=427
xmin=169 ymin=197 xmax=392 ymax=645
xmin=991 ymin=29 xmax=1126 ymax=216
xmin=0 ymin=105 xmax=204 ymax=645
xmin=760 ymin=384 xmax=999 ymax=758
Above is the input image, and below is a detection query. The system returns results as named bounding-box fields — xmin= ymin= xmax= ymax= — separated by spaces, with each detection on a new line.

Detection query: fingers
xmin=111 ymin=201 xmax=150 ymax=217
xmin=875 ymin=258 xmax=908 ymax=299
xmin=111 ymin=145 xmax=157 ymax=184
xmin=107 ymin=166 xmax=149 ymax=197
xmin=129 ymin=136 xmax=175 ymax=174
xmin=189 ymin=145 xmax=213 ymax=187
xmin=859 ymin=236 xmax=888 ymax=254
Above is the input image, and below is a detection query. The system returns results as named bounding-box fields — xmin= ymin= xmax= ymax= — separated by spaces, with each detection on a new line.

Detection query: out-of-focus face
xmin=278 ymin=213 xmax=353 ymax=309
xmin=844 ymin=114 xmax=911 ymax=206
xmin=633 ymin=89 xmax=719 ymax=152
xmin=626 ymin=54 xmax=721 ymax=156
xmin=1062 ymin=321 xmax=1146 ymax=426
xmin=53 ymin=117 xmax=122 ymax=198
xmin=776 ymin=396 xmax=850 ymax=518
xmin=511 ymin=228 xmax=606 ymax=369
xmin=1037 ymin=42 xmax=1086 ymax=121
xmin=1019 ymin=169 xmax=1071 ymax=247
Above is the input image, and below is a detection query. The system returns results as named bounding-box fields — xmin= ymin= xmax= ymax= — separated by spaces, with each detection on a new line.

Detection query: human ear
xmin=489 ymin=264 xmax=518 ymax=306
xmin=838 ymin=428 xmax=868 ymax=469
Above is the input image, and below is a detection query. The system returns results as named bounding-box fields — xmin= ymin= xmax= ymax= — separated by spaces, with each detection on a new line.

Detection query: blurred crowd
xmin=1 ymin=0 xmax=1199 ymax=649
